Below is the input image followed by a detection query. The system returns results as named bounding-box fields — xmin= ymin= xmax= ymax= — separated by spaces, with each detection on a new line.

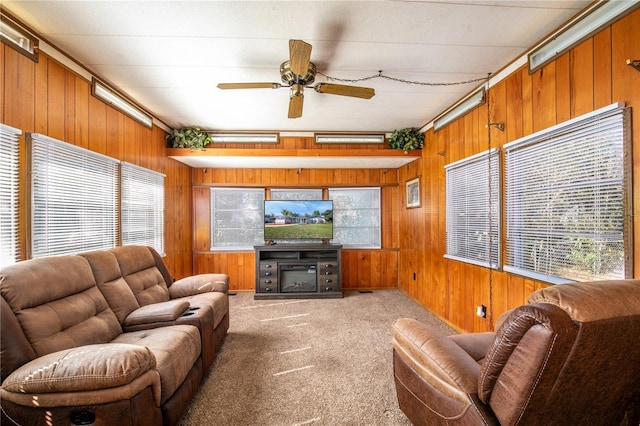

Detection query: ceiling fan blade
xmin=289 ymin=39 xmax=312 ymax=76
xmin=217 ymin=82 xmax=282 ymax=90
xmin=314 ymin=83 xmax=375 ymax=99
xmin=288 ymin=85 xmax=304 ymax=118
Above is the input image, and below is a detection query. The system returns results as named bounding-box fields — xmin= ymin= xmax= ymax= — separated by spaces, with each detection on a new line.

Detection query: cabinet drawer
xmin=259 ymin=262 xmax=276 ymax=272
xmin=258 ymin=279 xmax=277 ymax=293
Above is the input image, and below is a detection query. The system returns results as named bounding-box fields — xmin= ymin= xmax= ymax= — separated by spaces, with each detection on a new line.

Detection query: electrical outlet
xmin=476 ymin=305 xmax=486 ymax=318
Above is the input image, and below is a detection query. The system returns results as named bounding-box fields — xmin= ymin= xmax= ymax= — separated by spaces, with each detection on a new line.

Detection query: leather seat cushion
xmin=112 ymin=325 xmax=201 ymax=403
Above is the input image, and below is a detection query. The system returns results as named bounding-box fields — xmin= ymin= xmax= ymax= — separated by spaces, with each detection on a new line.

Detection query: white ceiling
xmin=4 ymin=0 xmax=591 ymax=136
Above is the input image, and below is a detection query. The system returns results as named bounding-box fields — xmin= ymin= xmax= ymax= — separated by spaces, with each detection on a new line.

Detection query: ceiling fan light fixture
xmin=280 ymin=60 xmax=316 ymax=86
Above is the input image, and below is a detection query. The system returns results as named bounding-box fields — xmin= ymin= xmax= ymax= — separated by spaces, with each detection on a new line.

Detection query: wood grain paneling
xmin=2 ymin=50 xmax=193 ymax=279
xmin=398 ymin=9 xmax=640 ymax=332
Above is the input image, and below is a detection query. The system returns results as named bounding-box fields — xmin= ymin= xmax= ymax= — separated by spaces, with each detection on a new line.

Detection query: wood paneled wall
xmin=192 ymin=153 xmax=401 ymax=291
xmin=1 ymin=45 xmax=194 ymax=279
xmin=398 ymin=9 xmax=640 ymax=332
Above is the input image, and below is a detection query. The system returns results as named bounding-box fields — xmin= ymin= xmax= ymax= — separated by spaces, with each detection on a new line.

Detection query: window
xmin=210 ymin=188 xmax=264 ymax=250
xmin=445 ymin=148 xmax=500 ymax=268
xmin=30 ymin=133 xmax=119 ymax=257
xmin=270 ymin=188 xmax=323 ymax=200
xmin=504 ymin=103 xmax=631 ymax=283
xmin=329 ymin=187 xmax=381 ymax=248
xmin=0 ymin=124 xmax=21 ymax=267
xmin=121 ymin=162 xmax=165 ymax=255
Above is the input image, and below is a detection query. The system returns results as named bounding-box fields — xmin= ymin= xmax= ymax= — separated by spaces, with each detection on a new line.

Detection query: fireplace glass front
xmin=279 ymin=264 xmax=317 ymax=293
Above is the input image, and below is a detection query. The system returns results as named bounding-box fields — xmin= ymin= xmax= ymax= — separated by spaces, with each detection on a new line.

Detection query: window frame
xmin=503 ymin=102 xmax=632 ymax=283
xmin=29 ymin=133 xmax=119 ymax=258
xmin=121 ymin=161 xmax=165 ymax=255
xmin=445 ymin=147 xmax=501 ymax=269
xmin=0 ymin=123 xmax=22 ymax=266
xmin=210 ymin=187 xmax=265 ymax=250
xmin=328 ymin=187 xmax=382 ymax=249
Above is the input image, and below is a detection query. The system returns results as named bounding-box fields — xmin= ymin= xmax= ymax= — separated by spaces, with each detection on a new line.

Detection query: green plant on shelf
xmin=167 ymin=127 xmax=212 ymax=149
xmin=387 ymin=127 xmax=425 ymax=153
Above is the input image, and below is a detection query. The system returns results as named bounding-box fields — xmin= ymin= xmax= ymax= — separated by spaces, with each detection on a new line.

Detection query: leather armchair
xmin=392 ymin=280 xmax=640 ymax=425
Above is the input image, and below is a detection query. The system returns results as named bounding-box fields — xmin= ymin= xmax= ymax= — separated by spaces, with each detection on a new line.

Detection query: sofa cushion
xmin=110 ymin=246 xmax=170 ymax=306
xmin=2 ymin=343 xmax=155 ymax=394
xmin=112 ymin=325 xmax=201 ymax=404
xmin=0 ymin=256 xmax=122 ymax=357
xmin=79 ymin=250 xmax=141 ymax=323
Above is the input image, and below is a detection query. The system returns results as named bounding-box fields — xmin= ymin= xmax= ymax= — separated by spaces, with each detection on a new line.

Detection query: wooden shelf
xmin=167 ymin=148 xmax=421 ymax=169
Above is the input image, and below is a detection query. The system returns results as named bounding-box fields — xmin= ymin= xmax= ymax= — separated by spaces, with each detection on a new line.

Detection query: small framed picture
xmin=406 ymin=176 xmax=421 ymax=209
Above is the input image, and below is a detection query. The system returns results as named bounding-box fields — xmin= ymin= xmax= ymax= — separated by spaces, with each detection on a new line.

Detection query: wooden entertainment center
xmin=254 ymin=244 xmax=342 ymax=299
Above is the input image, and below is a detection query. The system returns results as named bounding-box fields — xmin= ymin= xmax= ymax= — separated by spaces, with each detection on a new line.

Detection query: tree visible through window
xmin=504 ymin=103 xmax=631 ymax=283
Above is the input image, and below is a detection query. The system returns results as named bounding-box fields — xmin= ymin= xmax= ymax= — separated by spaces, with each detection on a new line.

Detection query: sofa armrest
xmin=392 ymin=318 xmax=480 ymax=402
xmin=1 ymin=343 xmax=155 ymax=394
xmin=123 ymin=300 xmax=190 ymax=327
xmin=169 ymin=274 xmax=229 ymax=299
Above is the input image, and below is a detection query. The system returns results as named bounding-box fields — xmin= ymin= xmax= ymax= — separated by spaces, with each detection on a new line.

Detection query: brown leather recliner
xmin=392 ymin=279 xmax=640 ymax=425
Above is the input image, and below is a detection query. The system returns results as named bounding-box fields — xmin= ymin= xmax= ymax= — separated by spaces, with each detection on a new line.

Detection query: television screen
xmin=264 ymin=200 xmax=333 ymax=240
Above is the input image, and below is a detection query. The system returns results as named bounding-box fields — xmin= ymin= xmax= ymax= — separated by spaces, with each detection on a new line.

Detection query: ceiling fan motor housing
xmin=280 ymin=60 xmax=316 ymax=86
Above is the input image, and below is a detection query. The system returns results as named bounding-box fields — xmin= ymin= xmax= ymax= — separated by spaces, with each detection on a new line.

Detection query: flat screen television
xmin=264 ymin=200 xmax=333 ymax=241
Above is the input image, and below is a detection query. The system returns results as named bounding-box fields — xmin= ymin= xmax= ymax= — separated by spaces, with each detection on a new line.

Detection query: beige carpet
xmin=180 ymin=290 xmax=456 ymax=426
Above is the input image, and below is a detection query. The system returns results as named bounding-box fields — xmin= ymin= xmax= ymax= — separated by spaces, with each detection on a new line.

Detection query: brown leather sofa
xmin=392 ymin=279 xmax=640 ymax=425
xmin=1 ymin=247 xmax=229 ymax=426
xmin=79 ymin=245 xmax=229 ymax=371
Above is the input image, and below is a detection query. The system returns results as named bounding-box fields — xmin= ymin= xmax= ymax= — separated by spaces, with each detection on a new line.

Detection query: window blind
xmin=0 ymin=124 xmax=22 ymax=266
xmin=30 ymin=133 xmax=119 ymax=257
xmin=210 ymin=187 xmax=265 ymax=250
xmin=504 ymin=103 xmax=631 ymax=283
xmin=329 ymin=187 xmax=381 ymax=248
xmin=445 ymin=148 xmax=500 ymax=268
xmin=121 ymin=162 xmax=165 ymax=255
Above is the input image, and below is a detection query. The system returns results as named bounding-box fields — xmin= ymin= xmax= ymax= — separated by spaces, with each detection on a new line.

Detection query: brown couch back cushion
xmin=0 ymin=256 xmax=122 ymax=357
xmin=110 ymin=246 xmax=170 ymax=306
xmin=80 ymin=249 xmax=141 ymax=323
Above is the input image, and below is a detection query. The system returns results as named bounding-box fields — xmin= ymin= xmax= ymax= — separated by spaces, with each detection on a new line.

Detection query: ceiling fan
xmin=217 ymin=39 xmax=375 ymax=119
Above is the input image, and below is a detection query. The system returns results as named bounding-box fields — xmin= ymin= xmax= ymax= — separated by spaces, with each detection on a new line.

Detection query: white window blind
xmin=121 ymin=162 xmax=165 ymax=255
xmin=30 ymin=133 xmax=119 ymax=257
xmin=210 ymin=187 xmax=264 ymax=250
xmin=0 ymin=124 xmax=22 ymax=267
xmin=445 ymin=148 xmax=500 ymax=268
xmin=329 ymin=187 xmax=381 ymax=248
xmin=270 ymin=188 xmax=323 ymax=200
xmin=504 ymin=103 xmax=631 ymax=283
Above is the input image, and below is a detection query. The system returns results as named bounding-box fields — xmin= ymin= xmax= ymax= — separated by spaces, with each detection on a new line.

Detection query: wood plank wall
xmin=397 ymin=9 xmax=640 ymax=332
xmin=191 ymin=139 xmax=401 ymax=292
xmin=1 ymin=45 xmax=194 ymax=279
